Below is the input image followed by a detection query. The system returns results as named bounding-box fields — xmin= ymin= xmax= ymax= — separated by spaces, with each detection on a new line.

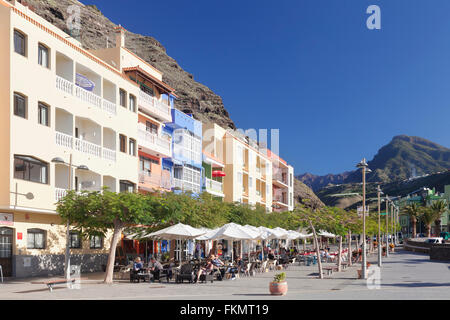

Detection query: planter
xmin=269 ymin=281 xmax=288 ymax=296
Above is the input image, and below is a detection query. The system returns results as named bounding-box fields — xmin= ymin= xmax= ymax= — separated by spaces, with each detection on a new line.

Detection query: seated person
xmin=148 ymin=257 xmax=164 ymax=282
xmin=195 ymin=259 xmax=214 ymax=283
xmin=268 ymin=250 xmax=275 ymax=260
xmin=226 ymin=256 xmax=244 ymax=279
xmin=279 ymin=252 xmax=290 ymax=265
xmin=210 ymin=254 xmax=225 ymax=280
xmin=133 ymin=257 xmax=144 ymax=272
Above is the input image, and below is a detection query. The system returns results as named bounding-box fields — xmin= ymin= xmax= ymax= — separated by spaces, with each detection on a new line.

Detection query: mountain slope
xmin=19 ymin=0 xmax=235 ymax=129
xmin=298 ymin=135 xmax=450 ymax=191
xmin=294 ymin=178 xmax=325 ymax=208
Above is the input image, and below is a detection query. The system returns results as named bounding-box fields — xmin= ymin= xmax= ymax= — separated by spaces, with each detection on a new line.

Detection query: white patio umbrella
xmin=204 ymin=223 xmax=260 ymax=262
xmin=319 ymin=230 xmax=337 ymax=238
xmin=142 ymin=223 xmax=206 ymax=263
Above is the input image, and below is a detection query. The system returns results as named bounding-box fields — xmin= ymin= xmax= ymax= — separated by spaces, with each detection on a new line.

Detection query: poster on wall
xmin=0 ymin=213 xmax=13 ymax=226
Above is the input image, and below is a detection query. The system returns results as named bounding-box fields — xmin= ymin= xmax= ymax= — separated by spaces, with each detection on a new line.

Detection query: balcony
xmin=138 ymin=90 xmax=172 ymax=122
xmin=102 ymin=147 xmax=116 ymax=162
xmin=55 ymin=75 xmax=116 ymax=117
xmin=55 ymin=131 xmax=115 ymax=161
xmin=204 ymin=178 xmax=224 ymax=197
xmin=102 ymin=99 xmax=116 ymax=116
xmin=138 ymin=126 xmax=171 ymax=158
xmin=75 ymin=84 xmax=102 ymax=109
xmin=139 ymin=171 xmax=161 ymax=189
xmin=74 ymin=138 xmax=102 ymax=158
xmin=55 ymin=188 xmax=67 ymax=201
xmin=273 ymin=173 xmax=289 ymax=188
xmin=172 ymin=177 xmax=183 ymax=190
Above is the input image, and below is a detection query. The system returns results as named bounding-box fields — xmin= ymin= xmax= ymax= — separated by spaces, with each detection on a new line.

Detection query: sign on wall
xmin=0 ymin=213 xmax=14 ymax=226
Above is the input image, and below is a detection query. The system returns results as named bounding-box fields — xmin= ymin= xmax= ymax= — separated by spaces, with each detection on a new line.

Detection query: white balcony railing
xmin=56 ymin=76 xmax=117 ymax=117
xmin=74 ymin=138 xmax=101 ymax=158
xmin=138 ymin=127 xmax=171 ymax=157
xmin=172 ymin=178 xmax=183 ymax=190
xmin=103 ymin=147 xmax=116 ymax=162
xmin=56 ymin=132 xmax=116 ymax=161
xmin=205 ymin=178 xmax=223 ymax=194
xmin=138 ymin=90 xmax=171 ymax=121
xmin=103 ymin=99 xmax=116 ymax=115
xmin=55 ymin=131 xmax=73 ymax=148
xmin=75 ymin=85 xmax=102 ymax=109
xmin=55 ymin=188 xmax=67 ymax=201
xmin=56 ymin=76 xmax=73 ymax=95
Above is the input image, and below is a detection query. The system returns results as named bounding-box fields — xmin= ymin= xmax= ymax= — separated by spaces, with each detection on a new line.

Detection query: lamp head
xmin=356 ymin=158 xmax=368 ymax=169
xmin=77 ymin=165 xmax=89 ymax=171
xmin=51 ymin=157 xmax=65 ymax=164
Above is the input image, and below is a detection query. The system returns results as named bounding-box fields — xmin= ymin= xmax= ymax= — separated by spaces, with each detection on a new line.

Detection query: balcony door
xmin=0 ymin=227 xmax=13 ymax=277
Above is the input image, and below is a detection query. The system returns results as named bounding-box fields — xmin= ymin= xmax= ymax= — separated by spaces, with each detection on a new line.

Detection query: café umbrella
xmin=203 ymin=223 xmax=260 ymax=262
xmin=142 ymin=223 xmax=206 ymax=263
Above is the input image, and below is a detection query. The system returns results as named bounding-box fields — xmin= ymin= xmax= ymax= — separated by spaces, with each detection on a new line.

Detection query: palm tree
xmin=430 ymin=200 xmax=448 ymax=236
xmin=402 ymin=203 xmax=422 ymax=238
xmin=420 ymin=206 xmax=442 ymax=238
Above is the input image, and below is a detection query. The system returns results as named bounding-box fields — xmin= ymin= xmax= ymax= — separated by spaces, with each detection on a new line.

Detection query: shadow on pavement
xmin=382 ymin=282 xmax=450 ymax=288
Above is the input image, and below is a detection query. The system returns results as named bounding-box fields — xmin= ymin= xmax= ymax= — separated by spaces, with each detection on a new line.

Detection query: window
xmin=146 ymin=121 xmax=158 ymax=134
xmin=14 ymin=30 xmax=26 ymax=56
xmin=119 ymin=134 xmax=127 ymax=153
xmin=69 ymin=231 xmax=82 ymax=249
xmin=129 ymin=138 xmax=136 ymax=156
xmin=38 ymin=102 xmax=49 ymax=126
xmin=14 ymin=92 xmax=27 ymax=118
xmin=38 ymin=43 xmax=49 ymax=68
xmin=141 ymin=84 xmax=154 ymax=97
xmin=14 ymin=155 xmax=48 ymax=184
xmin=140 ymin=156 xmax=158 ymax=173
xmin=119 ymin=89 xmax=127 ymax=108
xmin=90 ymin=235 xmax=103 ymax=249
xmin=129 ymin=94 xmax=136 ymax=112
xmin=27 ymin=229 xmax=46 ymax=249
xmin=120 ymin=180 xmax=135 ymax=193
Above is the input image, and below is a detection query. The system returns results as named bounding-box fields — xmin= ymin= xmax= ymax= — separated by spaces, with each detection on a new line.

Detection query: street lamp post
xmin=377 ymin=185 xmax=383 ymax=267
xmin=391 ymin=202 xmax=395 ymax=248
xmin=385 ymin=195 xmax=389 ymax=258
xmin=356 ymin=158 xmax=371 ymax=280
xmin=52 ymin=154 xmax=89 ymax=280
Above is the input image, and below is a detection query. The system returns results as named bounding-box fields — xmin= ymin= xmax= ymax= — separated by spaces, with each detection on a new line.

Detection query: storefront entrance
xmin=0 ymin=227 xmax=13 ymax=277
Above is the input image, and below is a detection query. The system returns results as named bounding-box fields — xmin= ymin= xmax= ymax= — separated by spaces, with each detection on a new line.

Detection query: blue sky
xmin=84 ymin=0 xmax=450 ymax=175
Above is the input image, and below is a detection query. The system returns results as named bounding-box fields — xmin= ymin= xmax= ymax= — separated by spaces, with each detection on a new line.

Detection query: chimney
xmin=114 ymin=25 xmax=125 ymax=48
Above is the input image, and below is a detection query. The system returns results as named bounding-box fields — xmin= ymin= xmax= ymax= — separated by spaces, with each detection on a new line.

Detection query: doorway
xmin=0 ymin=227 xmax=13 ymax=277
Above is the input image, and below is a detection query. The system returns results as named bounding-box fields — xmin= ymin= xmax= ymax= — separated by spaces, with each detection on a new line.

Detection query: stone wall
xmin=13 ymin=254 xmax=108 ymax=278
xmin=430 ymin=244 xmax=450 ymax=261
xmin=404 ymin=239 xmax=450 ymax=261
xmin=404 ymin=239 xmax=431 ymax=253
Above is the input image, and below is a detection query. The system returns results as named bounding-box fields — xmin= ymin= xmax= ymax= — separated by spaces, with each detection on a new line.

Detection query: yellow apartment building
xmin=221 ymin=130 xmax=273 ymax=212
xmin=0 ymin=0 xmax=146 ymax=277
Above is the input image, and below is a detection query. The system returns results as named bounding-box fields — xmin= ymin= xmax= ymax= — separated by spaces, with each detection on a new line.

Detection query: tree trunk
xmin=104 ymin=220 xmax=125 ymax=284
xmin=411 ymin=218 xmax=417 ymax=238
xmin=337 ymin=235 xmax=342 ymax=272
xmin=427 ymin=225 xmax=431 ymax=238
xmin=309 ymin=221 xmax=323 ymax=279
xmin=348 ymin=231 xmax=352 ymax=266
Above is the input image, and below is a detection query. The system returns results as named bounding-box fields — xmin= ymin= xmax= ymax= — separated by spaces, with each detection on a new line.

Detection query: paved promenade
xmin=0 ymin=248 xmax=449 ymax=300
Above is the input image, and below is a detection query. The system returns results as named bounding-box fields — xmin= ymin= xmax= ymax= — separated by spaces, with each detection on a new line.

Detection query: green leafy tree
xmin=402 ymin=203 xmax=422 ymax=238
xmin=57 ymin=189 xmax=156 ymax=284
xmin=430 ymin=200 xmax=448 ymax=236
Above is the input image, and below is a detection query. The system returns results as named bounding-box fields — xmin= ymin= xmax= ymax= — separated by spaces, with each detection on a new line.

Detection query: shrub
xmin=273 ymin=272 xmax=286 ymax=282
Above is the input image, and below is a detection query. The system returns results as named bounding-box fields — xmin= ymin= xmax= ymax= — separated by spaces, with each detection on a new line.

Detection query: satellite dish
xmin=25 ymin=192 xmax=34 ymax=200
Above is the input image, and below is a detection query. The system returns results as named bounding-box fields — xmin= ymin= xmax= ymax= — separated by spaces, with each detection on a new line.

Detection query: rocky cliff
xmin=17 ymin=0 xmax=235 ymax=129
